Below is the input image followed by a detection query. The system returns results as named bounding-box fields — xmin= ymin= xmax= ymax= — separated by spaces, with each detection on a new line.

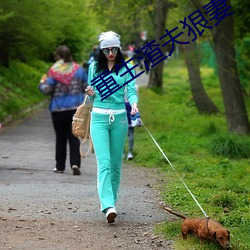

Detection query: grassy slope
xmin=0 ymin=60 xmax=50 ymax=123
xmin=129 ymin=59 xmax=250 ymax=250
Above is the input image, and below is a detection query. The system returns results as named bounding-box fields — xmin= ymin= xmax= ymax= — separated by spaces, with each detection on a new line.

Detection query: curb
xmin=0 ymin=100 xmax=48 ymax=128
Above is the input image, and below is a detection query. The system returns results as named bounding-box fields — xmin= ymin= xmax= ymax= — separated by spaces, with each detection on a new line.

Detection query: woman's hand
xmin=85 ymin=86 xmax=96 ymax=97
xmin=40 ymin=74 xmax=47 ymax=84
xmin=131 ymin=103 xmax=138 ymax=116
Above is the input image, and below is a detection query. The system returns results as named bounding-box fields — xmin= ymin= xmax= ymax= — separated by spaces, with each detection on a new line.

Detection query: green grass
xmin=128 ymin=59 xmax=250 ymax=250
xmin=0 ymin=60 xmax=50 ymax=123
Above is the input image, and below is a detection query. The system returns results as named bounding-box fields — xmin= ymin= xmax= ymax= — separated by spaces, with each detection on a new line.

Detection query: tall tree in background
xmin=185 ymin=39 xmax=219 ymax=114
xmin=181 ymin=1 xmax=218 ymax=114
xmin=147 ymin=0 xmax=176 ymax=89
xmin=191 ymin=0 xmax=250 ymax=134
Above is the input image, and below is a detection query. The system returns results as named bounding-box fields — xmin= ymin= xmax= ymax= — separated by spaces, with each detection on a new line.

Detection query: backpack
xmin=72 ymin=61 xmax=96 ymax=158
xmin=72 ymin=95 xmax=93 ymax=158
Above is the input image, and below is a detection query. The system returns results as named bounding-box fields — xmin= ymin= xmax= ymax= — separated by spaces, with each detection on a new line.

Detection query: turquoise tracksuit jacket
xmin=87 ymin=62 xmax=138 ymax=109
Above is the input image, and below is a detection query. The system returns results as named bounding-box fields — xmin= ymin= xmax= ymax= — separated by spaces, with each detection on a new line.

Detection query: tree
xmin=147 ymin=0 xmax=177 ymax=89
xmin=178 ymin=0 xmax=219 ymax=114
xmin=185 ymin=39 xmax=219 ymax=114
xmin=191 ymin=0 xmax=250 ymax=134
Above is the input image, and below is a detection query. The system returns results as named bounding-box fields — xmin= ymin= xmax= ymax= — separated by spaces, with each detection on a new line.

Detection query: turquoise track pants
xmin=90 ymin=111 xmax=128 ymax=212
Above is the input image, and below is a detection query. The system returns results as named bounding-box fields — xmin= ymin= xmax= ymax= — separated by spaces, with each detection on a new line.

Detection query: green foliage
xmin=0 ymin=0 xmax=99 ymax=66
xmin=92 ymin=0 xmax=156 ymax=46
xmin=129 ymin=58 xmax=250 ymax=249
xmin=233 ymin=0 xmax=250 ymax=97
xmin=210 ymin=134 xmax=250 ymax=159
xmin=154 ymin=221 xmax=181 ymax=240
xmin=233 ymin=0 xmax=250 ymax=39
xmin=210 ymin=191 xmax=238 ymax=209
xmin=0 ymin=60 xmax=49 ymax=122
xmin=236 ymin=37 xmax=250 ymax=95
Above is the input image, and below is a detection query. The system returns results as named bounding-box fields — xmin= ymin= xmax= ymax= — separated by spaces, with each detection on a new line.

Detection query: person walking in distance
xmin=39 ymin=45 xmax=87 ymax=175
xmin=85 ymin=31 xmax=139 ymax=223
xmin=123 ymin=51 xmax=138 ymax=161
xmin=125 ymin=101 xmax=135 ymax=160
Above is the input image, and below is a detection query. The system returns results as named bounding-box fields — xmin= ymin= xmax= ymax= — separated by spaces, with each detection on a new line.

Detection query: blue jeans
xmin=90 ymin=111 xmax=128 ymax=212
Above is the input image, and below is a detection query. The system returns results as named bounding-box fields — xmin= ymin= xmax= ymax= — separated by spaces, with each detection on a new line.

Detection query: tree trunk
xmin=147 ymin=0 xmax=169 ymax=89
xmin=185 ymin=40 xmax=219 ymax=114
xmin=191 ymin=0 xmax=250 ymax=134
xmin=213 ymin=8 xmax=250 ymax=134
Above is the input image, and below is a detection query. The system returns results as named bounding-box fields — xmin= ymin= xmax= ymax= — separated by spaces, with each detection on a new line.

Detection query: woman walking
xmin=85 ymin=31 xmax=138 ymax=223
xmin=39 ymin=45 xmax=87 ymax=175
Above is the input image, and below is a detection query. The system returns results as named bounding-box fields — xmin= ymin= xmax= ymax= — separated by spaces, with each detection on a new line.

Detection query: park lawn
xmin=129 ymin=58 xmax=250 ymax=250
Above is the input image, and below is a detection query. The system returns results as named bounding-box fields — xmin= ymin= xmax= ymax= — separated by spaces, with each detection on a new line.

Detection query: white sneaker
xmin=127 ymin=152 xmax=133 ymax=160
xmin=53 ymin=168 xmax=64 ymax=173
xmin=105 ymin=207 xmax=117 ymax=223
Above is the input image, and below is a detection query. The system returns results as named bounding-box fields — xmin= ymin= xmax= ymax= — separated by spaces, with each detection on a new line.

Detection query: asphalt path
xmin=0 ymin=106 xmax=165 ymax=222
xmin=0 ymin=73 xmax=172 ymax=249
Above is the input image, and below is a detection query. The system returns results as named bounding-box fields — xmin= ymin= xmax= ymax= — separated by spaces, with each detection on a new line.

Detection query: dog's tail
xmin=162 ymin=206 xmax=187 ymax=220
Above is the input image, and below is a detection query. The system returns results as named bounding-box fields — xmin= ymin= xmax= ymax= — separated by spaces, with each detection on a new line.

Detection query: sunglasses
xmin=102 ymin=47 xmax=119 ymax=55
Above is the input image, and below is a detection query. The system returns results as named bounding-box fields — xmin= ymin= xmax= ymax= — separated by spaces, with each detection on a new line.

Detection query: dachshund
xmin=162 ymin=206 xmax=231 ymax=249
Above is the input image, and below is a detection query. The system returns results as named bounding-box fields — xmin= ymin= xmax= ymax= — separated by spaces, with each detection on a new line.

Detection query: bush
xmin=0 ymin=60 xmax=49 ymax=122
xmin=210 ymin=135 xmax=250 ymax=159
xmin=210 ymin=191 xmax=237 ymax=209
